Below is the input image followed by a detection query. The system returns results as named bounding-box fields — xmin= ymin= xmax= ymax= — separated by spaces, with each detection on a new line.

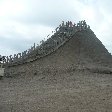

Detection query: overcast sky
xmin=0 ymin=0 xmax=112 ymax=56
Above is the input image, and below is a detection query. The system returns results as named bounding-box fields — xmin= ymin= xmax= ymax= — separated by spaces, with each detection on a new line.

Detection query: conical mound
xmin=4 ymin=29 xmax=112 ymax=76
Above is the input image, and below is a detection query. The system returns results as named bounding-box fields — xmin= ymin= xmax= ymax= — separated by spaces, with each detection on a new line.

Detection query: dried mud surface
xmin=0 ymin=70 xmax=112 ymax=112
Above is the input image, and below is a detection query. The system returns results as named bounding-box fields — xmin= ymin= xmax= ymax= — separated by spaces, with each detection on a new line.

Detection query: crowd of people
xmin=1 ymin=20 xmax=90 ymax=64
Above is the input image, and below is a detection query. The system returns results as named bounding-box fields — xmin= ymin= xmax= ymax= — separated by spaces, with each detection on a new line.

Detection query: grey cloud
xmin=12 ymin=0 xmax=80 ymax=27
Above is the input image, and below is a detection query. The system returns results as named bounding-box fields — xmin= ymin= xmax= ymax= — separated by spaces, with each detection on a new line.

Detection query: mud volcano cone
xmin=4 ymin=22 xmax=112 ymax=76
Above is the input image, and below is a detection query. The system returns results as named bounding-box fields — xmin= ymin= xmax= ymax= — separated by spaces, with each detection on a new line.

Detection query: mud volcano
xmin=4 ymin=20 xmax=112 ymax=76
xmin=1 ymin=21 xmax=112 ymax=112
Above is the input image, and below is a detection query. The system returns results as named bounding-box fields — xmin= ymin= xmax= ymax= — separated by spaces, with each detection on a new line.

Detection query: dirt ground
xmin=0 ymin=70 xmax=112 ymax=112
